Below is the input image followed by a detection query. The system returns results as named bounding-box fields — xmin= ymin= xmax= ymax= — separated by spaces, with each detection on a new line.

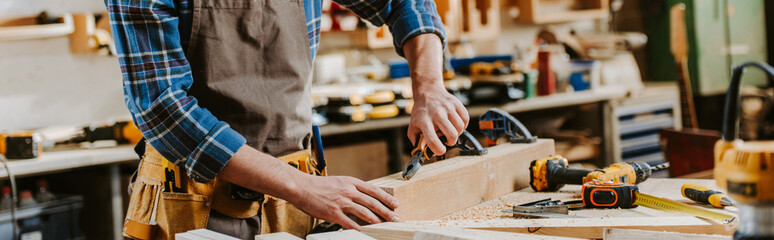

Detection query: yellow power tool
xmin=62 ymin=120 xmax=143 ymax=145
xmin=714 ymin=62 xmax=774 ymax=239
xmin=530 ymin=155 xmax=669 ymax=192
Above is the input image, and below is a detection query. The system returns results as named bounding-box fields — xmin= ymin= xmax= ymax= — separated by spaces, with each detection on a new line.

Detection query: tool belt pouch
xmin=258 ymin=149 xmax=325 ymax=237
xmin=123 ymin=176 xmax=161 ymax=240
xmin=123 ymin=146 xmax=212 ymax=240
xmin=124 ymin=144 xmax=326 ymax=239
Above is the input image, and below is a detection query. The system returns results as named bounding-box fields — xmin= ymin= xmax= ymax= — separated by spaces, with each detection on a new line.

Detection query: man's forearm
xmin=218 ymin=145 xmax=304 ymax=201
xmin=216 ymin=144 xmax=400 ymax=230
xmin=403 ymin=34 xmax=445 ymax=96
xmin=402 ymin=33 xmax=470 ymax=152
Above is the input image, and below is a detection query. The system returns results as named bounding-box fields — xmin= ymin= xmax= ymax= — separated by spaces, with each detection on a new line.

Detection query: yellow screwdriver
xmin=681 ymin=183 xmax=734 ymax=208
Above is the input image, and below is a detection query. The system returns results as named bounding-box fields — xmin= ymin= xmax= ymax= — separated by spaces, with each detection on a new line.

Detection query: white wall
xmin=0 ymin=0 xmax=131 ymax=131
xmin=0 ymin=37 xmax=129 ymax=131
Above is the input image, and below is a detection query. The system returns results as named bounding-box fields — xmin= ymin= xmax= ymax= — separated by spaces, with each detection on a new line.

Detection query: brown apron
xmin=123 ymin=0 xmax=318 ymax=238
xmin=189 ymin=0 xmax=316 ymax=235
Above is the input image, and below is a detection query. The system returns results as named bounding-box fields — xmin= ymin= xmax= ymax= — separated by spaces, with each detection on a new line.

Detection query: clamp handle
xmin=455 ymin=130 xmax=488 ymax=156
xmin=413 ymin=130 xmax=488 ymax=158
xmin=479 ymin=108 xmax=537 ymax=145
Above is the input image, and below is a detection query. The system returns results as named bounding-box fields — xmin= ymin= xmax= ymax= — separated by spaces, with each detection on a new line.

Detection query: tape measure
xmin=634 ymin=191 xmax=735 ymax=223
xmin=582 ymin=182 xmax=735 ymax=223
xmin=582 ymin=181 xmax=638 ymax=208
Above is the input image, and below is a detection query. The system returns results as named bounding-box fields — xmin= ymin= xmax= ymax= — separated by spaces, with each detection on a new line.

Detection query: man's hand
xmin=404 ymin=34 xmax=469 ymax=155
xmin=219 ymin=146 xmax=399 ymax=231
xmin=289 ymin=175 xmax=399 ymax=230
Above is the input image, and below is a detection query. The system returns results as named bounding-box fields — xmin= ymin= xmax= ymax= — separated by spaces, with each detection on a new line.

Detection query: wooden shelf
xmin=0 ymin=13 xmax=74 ymax=42
xmin=0 ymin=146 xmax=138 ymax=179
xmin=516 ymin=0 xmax=609 ymax=24
xmin=319 ymin=86 xmax=628 ymax=136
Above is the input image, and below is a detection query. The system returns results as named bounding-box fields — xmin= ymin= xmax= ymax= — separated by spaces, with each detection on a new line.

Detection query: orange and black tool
xmin=529 ymin=155 xmax=668 ymax=192
xmin=582 ymin=181 xmax=735 ymax=223
xmin=478 ymin=108 xmax=536 ymax=146
xmin=0 ymin=131 xmax=43 ymax=159
xmin=61 ymin=120 xmax=143 ymax=145
xmin=581 ymin=181 xmax=638 ymax=209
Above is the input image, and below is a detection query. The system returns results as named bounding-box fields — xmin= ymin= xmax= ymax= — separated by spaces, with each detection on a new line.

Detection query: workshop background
xmin=0 ymin=0 xmax=772 ymax=239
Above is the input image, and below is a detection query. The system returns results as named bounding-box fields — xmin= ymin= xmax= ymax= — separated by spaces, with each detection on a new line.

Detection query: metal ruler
xmin=635 ymin=192 xmax=736 ymax=223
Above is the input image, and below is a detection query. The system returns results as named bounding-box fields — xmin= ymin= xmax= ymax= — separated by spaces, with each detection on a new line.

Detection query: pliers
xmin=401 ymin=131 xmax=487 ymax=180
xmin=401 ymin=134 xmax=436 ymax=180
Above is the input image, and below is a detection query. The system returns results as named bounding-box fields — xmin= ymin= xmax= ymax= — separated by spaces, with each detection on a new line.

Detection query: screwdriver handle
xmin=681 ymin=183 xmax=730 ymax=208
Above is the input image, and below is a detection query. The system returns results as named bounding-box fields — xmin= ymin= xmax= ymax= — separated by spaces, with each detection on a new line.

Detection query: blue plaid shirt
xmin=106 ymin=0 xmax=445 ymax=183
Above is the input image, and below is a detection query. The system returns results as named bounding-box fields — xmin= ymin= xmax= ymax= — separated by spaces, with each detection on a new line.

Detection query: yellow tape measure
xmin=635 ymin=192 xmax=735 ymax=223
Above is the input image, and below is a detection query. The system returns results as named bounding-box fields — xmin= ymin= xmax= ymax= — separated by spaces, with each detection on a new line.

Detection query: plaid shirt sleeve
xmin=332 ymin=0 xmax=446 ymax=57
xmin=106 ymin=0 xmax=246 ymax=183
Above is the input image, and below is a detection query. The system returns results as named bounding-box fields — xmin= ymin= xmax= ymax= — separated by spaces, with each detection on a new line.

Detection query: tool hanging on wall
xmin=529 ymin=155 xmax=669 ymax=192
xmin=581 ymin=181 xmax=735 ymax=223
xmin=670 ymin=3 xmax=698 ymax=130
xmin=401 ymin=130 xmax=487 ymax=180
xmin=714 ymin=62 xmax=774 ymax=239
xmin=478 ymin=108 xmax=537 ymax=146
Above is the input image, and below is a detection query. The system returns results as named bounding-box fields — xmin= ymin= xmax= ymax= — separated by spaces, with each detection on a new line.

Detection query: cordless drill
xmin=529 ymin=155 xmax=668 ymax=192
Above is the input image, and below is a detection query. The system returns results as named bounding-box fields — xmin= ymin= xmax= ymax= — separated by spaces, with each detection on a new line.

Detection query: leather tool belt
xmin=123 ymin=143 xmax=325 ymax=239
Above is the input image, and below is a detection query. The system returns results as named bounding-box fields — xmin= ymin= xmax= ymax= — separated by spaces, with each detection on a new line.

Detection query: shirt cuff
xmin=390 ymin=14 xmax=447 ymax=57
xmin=185 ymin=122 xmax=247 ymax=183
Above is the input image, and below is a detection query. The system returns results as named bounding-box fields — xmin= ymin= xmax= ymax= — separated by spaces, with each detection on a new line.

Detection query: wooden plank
xmin=176 ymin=229 xmax=240 ymax=240
xmin=413 ymin=179 xmax=736 ymax=239
xmin=414 ymin=229 xmax=571 ymax=240
xmin=412 ymin=217 xmax=733 ymax=239
xmin=362 ymin=222 xmax=581 ymax=240
xmin=307 ymin=230 xmax=376 ymax=240
xmin=368 ymin=140 xmax=555 ymax=220
xmin=603 ymin=228 xmax=731 ymax=240
xmin=255 ymin=232 xmax=302 ymax=240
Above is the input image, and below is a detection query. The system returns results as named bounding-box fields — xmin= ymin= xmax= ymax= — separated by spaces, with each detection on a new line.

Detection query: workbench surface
xmin=410 ymin=178 xmax=736 ymax=238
